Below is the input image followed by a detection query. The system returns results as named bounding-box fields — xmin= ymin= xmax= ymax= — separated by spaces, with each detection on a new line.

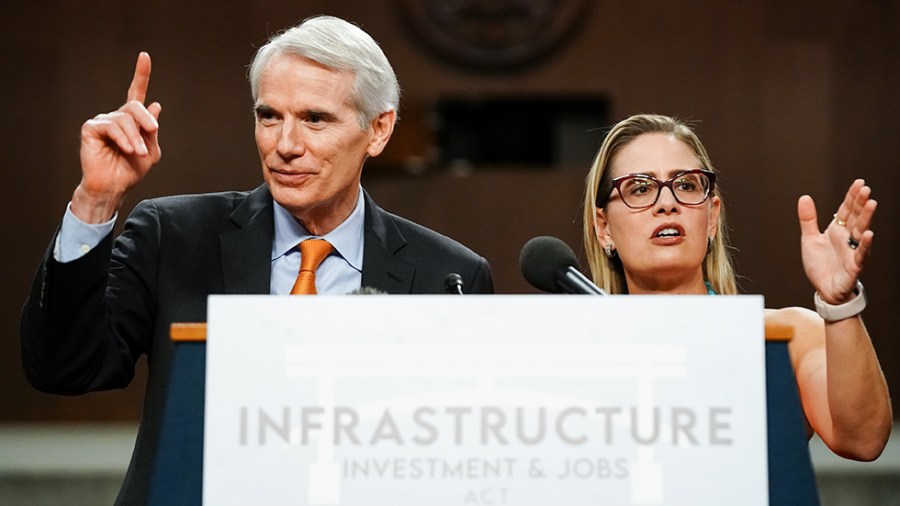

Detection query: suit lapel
xmin=360 ymin=192 xmax=416 ymax=294
xmin=220 ymin=185 xmax=273 ymax=294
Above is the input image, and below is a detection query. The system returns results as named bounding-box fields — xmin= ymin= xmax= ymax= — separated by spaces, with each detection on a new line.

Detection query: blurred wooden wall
xmin=2 ymin=0 xmax=897 ymax=421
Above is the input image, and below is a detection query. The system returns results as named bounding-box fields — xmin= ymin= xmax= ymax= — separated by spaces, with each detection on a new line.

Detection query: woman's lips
xmin=650 ymin=224 xmax=686 ymax=245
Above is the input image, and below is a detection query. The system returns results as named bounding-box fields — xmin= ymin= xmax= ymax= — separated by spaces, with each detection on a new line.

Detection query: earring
xmin=604 ymin=244 xmax=615 ymax=258
xmin=707 ymin=236 xmax=713 ymax=254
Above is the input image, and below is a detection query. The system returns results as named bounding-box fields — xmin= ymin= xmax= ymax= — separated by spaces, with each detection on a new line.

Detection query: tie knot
xmin=291 ymin=239 xmax=334 ymax=295
xmin=299 ymin=239 xmax=333 ymax=272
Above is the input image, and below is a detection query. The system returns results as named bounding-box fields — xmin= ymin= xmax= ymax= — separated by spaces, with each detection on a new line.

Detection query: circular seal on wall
xmin=397 ymin=0 xmax=590 ymax=69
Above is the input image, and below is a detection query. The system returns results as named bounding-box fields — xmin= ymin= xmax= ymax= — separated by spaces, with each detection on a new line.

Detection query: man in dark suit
xmin=21 ymin=15 xmax=492 ymax=504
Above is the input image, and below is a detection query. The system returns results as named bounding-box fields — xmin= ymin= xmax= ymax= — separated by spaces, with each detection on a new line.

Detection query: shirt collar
xmin=271 ymin=186 xmax=365 ymax=272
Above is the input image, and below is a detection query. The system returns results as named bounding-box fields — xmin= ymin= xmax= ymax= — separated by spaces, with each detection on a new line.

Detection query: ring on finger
xmin=848 ymin=236 xmax=860 ymax=249
xmin=833 ymin=213 xmax=847 ymax=227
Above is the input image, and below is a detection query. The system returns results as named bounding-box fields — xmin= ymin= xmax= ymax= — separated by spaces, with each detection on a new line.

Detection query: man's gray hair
xmin=248 ymin=15 xmax=400 ymax=130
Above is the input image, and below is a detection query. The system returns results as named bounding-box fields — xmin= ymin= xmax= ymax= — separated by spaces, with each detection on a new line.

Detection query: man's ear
xmin=366 ymin=109 xmax=396 ymax=158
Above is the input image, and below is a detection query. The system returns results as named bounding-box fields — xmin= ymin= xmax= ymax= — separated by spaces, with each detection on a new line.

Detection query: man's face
xmin=254 ymin=53 xmax=394 ymax=234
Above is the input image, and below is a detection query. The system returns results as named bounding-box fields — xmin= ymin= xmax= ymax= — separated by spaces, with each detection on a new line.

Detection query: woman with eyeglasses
xmin=582 ymin=114 xmax=890 ymax=460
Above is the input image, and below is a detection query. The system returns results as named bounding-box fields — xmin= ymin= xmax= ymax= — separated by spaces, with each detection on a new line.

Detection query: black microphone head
xmin=444 ymin=273 xmax=464 ymax=294
xmin=519 ymin=236 xmax=580 ymax=293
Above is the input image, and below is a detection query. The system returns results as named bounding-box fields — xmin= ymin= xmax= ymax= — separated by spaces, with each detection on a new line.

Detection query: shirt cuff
xmin=53 ymin=203 xmax=117 ymax=263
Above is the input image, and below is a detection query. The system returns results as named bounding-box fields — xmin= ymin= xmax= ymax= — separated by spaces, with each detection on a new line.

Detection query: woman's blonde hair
xmin=582 ymin=114 xmax=737 ymax=294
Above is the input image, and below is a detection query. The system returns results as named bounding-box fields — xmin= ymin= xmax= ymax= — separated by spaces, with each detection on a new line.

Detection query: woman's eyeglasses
xmin=603 ymin=169 xmax=716 ymax=209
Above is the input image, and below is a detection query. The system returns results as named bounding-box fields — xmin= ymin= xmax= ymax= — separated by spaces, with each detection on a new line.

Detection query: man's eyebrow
xmin=254 ymin=104 xmax=276 ymax=116
xmin=302 ymin=108 xmax=339 ymax=121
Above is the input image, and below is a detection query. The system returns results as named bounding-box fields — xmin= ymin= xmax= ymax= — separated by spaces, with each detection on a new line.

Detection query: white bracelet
xmin=814 ymin=281 xmax=867 ymax=322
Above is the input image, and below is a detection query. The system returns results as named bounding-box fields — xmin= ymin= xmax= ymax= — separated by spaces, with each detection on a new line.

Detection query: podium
xmin=764 ymin=333 xmax=820 ymax=504
xmin=150 ymin=297 xmax=819 ymax=505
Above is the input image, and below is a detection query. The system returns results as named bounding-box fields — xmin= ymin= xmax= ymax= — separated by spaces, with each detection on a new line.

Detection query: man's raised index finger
xmin=127 ymin=52 xmax=152 ymax=103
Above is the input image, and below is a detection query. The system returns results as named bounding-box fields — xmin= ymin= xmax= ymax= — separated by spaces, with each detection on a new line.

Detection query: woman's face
xmin=594 ymin=133 xmax=720 ymax=291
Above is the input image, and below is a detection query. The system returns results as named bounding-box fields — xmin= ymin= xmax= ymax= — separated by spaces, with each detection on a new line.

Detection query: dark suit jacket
xmin=21 ymin=184 xmax=493 ymax=504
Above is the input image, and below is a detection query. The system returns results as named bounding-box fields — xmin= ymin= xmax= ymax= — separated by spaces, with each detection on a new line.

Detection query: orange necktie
xmin=290 ymin=239 xmax=333 ymax=295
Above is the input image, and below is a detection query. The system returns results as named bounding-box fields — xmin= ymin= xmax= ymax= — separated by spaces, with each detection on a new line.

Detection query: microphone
xmin=348 ymin=286 xmax=388 ymax=295
xmin=444 ymin=273 xmax=465 ymax=295
xmin=519 ymin=236 xmax=607 ymax=295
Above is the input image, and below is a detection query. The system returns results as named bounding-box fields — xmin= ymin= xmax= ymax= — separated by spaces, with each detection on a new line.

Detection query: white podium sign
xmin=204 ymin=295 xmax=767 ymax=505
